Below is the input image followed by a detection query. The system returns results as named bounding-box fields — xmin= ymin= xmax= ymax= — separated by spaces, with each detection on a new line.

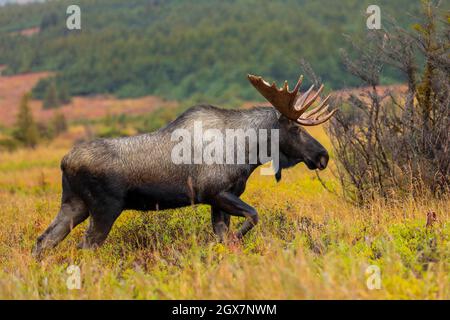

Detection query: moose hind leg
xmin=211 ymin=207 xmax=231 ymax=242
xmin=32 ymin=197 xmax=88 ymax=257
xmin=211 ymin=192 xmax=258 ymax=239
xmin=78 ymin=201 xmax=122 ymax=249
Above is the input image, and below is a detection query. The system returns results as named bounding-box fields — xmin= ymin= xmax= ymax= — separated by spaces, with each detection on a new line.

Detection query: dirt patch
xmin=37 ymin=95 xmax=177 ymax=124
xmin=0 ymin=71 xmax=51 ymax=126
xmin=0 ymin=71 xmax=177 ymax=127
xmin=10 ymin=26 xmax=41 ymax=37
xmin=333 ymin=84 xmax=408 ymax=99
xmin=0 ymin=71 xmax=405 ymax=127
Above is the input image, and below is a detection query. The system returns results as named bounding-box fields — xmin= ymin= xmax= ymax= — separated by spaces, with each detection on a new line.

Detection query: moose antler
xmin=247 ymin=74 xmax=337 ymax=126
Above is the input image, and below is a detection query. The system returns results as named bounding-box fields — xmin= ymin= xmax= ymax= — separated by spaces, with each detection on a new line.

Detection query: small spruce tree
xmin=43 ymin=81 xmax=60 ymax=109
xmin=13 ymin=93 xmax=40 ymax=148
xmin=58 ymin=83 xmax=71 ymax=105
xmin=51 ymin=112 xmax=68 ymax=135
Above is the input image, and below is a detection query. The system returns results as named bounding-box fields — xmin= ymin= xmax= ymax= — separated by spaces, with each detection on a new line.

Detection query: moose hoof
xmin=31 ymin=245 xmax=43 ymax=260
xmin=227 ymin=233 xmax=243 ymax=248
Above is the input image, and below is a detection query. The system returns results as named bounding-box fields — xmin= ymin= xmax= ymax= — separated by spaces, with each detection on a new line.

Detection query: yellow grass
xmin=0 ymin=126 xmax=448 ymax=299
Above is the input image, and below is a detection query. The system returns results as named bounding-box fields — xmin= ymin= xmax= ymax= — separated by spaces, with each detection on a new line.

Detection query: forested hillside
xmin=0 ymin=0 xmax=430 ymax=103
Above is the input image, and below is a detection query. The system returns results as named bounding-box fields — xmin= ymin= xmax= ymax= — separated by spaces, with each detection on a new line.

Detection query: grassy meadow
xmin=0 ymin=125 xmax=448 ymax=299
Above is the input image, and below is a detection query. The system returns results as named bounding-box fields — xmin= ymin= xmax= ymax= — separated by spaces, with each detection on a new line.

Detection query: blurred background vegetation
xmin=0 ymin=0 xmax=436 ymax=106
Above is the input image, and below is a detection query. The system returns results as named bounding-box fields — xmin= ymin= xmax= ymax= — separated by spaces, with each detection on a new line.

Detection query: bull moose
xmin=32 ymin=74 xmax=337 ymax=257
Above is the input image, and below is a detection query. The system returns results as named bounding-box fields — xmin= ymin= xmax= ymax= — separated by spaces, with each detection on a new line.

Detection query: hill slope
xmin=0 ymin=0 xmax=431 ymax=104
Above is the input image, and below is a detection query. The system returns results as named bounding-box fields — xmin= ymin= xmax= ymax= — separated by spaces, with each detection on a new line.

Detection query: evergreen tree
xmin=59 ymin=83 xmax=71 ymax=105
xmin=43 ymin=81 xmax=60 ymax=109
xmin=12 ymin=93 xmax=40 ymax=148
xmin=51 ymin=112 xmax=68 ymax=135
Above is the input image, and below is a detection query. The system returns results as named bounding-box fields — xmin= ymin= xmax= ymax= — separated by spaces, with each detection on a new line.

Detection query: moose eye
xmin=290 ymin=126 xmax=300 ymax=133
xmin=289 ymin=125 xmax=302 ymax=133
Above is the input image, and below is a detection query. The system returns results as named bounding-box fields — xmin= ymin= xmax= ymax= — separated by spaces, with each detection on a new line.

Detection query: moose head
xmin=248 ymin=74 xmax=337 ymax=180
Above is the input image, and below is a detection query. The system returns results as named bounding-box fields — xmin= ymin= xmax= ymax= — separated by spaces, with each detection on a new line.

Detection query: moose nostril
xmin=318 ymin=154 xmax=329 ymax=170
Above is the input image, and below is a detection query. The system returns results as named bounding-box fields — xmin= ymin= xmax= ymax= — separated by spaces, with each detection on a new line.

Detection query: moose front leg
xmin=211 ymin=207 xmax=230 ymax=242
xmin=211 ymin=192 xmax=258 ymax=239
